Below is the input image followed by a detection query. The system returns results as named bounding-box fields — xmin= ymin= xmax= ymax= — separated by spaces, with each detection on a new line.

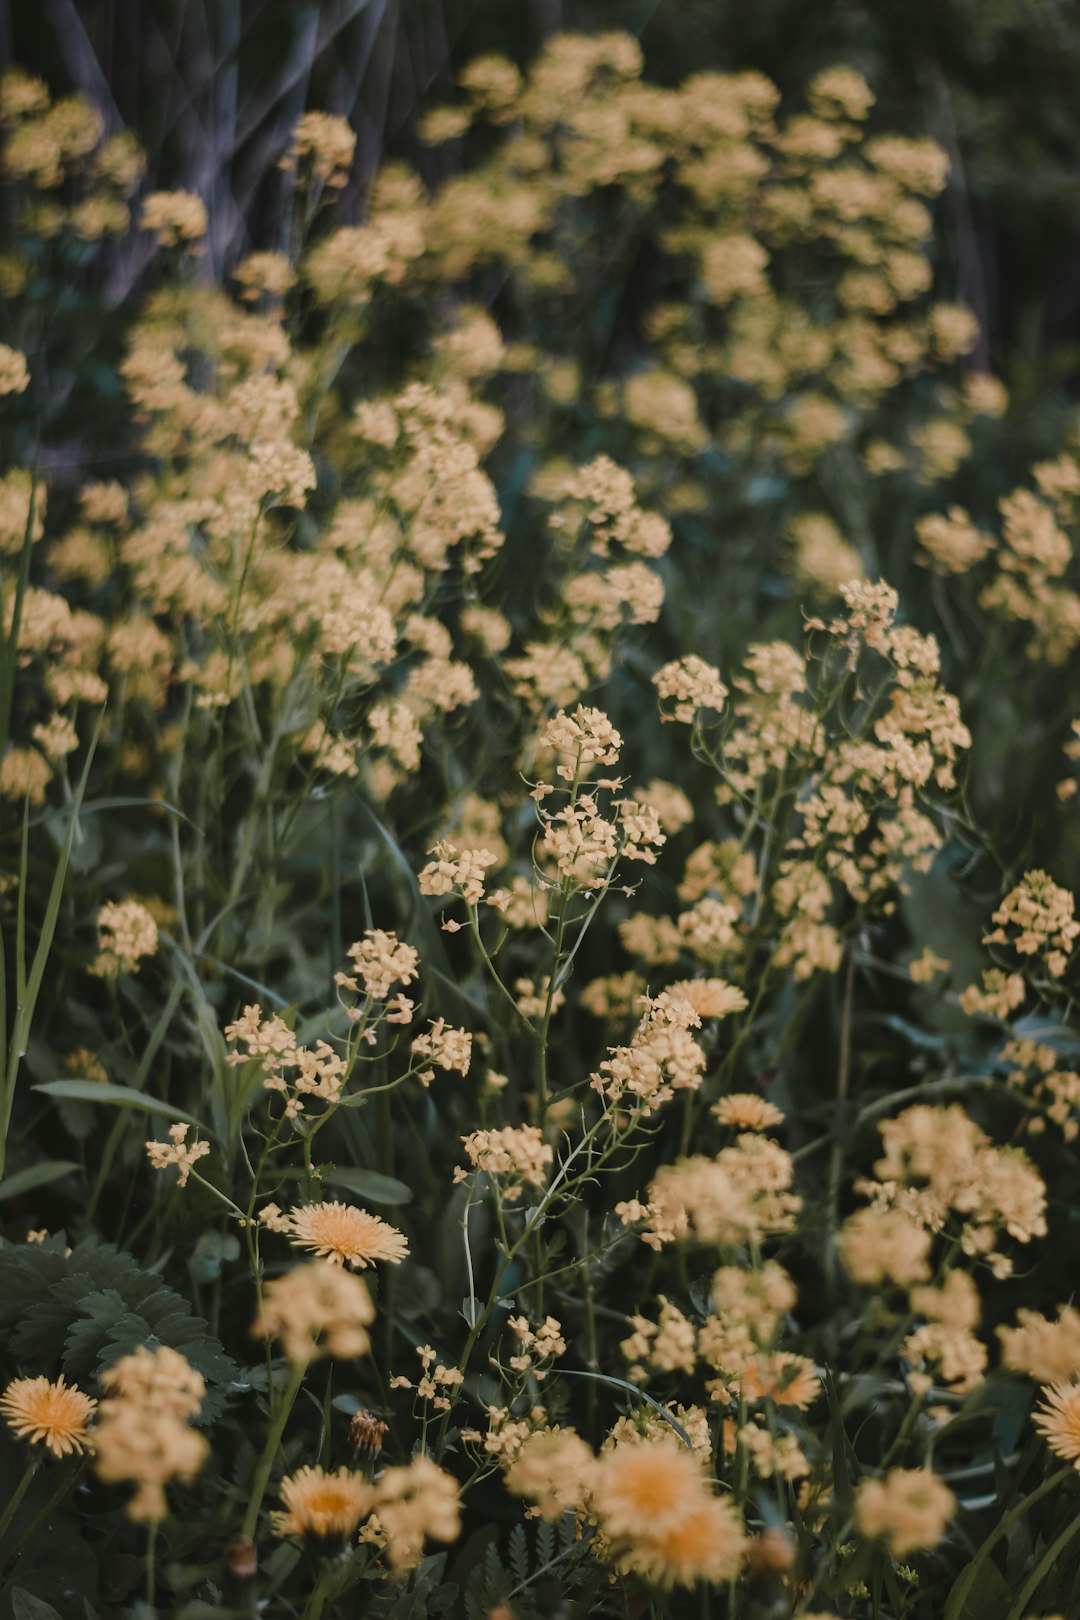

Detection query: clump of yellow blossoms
xmin=90 ymin=899 xmax=158 ymax=977
xmin=145 ymin=1123 xmax=210 ymax=1188
xmin=93 ymin=1347 xmax=208 ymax=1521
xmin=856 ymin=1467 xmax=955 ymax=1556
xmin=253 ymin=1261 xmax=375 ymax=1365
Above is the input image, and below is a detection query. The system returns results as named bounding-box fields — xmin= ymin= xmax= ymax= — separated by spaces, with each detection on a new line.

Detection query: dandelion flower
xmin=624 ymin=1496 xmax=745 ymax=1587
xmin=0 ymin=1374 xmax=96 ymax=1457
xmin=671 ymin=978 xmax=748 ymax=1019
xmin=1034 ymin=1382 xmax=1080 ymax=1468
xmin=270 ymin=1465 xmax=373 ymax=1539
xmin=855 ymin=1466 xmax=955 ymax=1555
xmin=712 ymin=1094 xmax=785 ymax=1131
xmin=590 ymin=1436 xmax=706 ymax=1539
xmin=288 ymin=1201 xmax=409 ymax=1268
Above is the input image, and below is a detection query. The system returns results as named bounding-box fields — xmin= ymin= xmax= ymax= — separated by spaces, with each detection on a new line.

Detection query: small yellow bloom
xmin=270 ymin=1465 xmax=373 ymax=1539
xmin=856 ymin=1466 xmax=955 ymax=1555
xmin=0 ymin=1374 xmax=96 ymax=1457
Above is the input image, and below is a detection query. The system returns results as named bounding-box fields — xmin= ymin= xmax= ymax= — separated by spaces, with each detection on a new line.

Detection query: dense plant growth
xmin=2 ymin=29 xmax=1080 ymax=1620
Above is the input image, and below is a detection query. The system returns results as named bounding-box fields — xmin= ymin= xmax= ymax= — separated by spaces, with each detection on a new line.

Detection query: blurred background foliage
xmin=1 ymin=5 xmax=1080 ymax=1613
xmin=5 ymin=1 xmax=1080 ymax=847
xmin=7 ymin=0 xmax=1080 ymax=389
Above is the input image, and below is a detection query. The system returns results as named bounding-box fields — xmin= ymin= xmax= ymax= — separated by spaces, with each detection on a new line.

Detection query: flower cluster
xmin=93 ymin=1347 xmax=208 ymax=1522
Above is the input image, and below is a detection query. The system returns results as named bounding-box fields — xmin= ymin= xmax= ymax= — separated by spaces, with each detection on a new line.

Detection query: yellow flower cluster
xmin=93 ymin=1347 xmax=208 ymax=1522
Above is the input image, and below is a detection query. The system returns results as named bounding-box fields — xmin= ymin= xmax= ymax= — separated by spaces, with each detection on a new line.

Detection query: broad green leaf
xmin=12 ymin=1590 xmax=64 ymax=1620
xmin=34 ymin=1080 xmax=208 ymax=1131
xmin=0 ymin=1159 xmax=80 ymax=1201
xmin=318 ymin=1165 xmax=413 ymax=1206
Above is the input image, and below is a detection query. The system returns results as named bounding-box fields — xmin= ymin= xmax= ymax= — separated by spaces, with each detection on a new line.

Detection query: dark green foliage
xmin=0 ymin=1237 xmax=239 ymax=1419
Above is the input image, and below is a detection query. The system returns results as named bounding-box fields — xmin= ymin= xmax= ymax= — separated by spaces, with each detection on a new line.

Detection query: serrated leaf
xmin=0 ymin=1160 xmax=80 ymax=1201
xmin=508 ymin=1523 xmax=529 ymax=1586
xmin=0 ymin=1236 xmax=238 ymax=1418
xmin=33 ymin=1080 xmax=209 ymax=1130
xmin=318 ymin=1166 xmax=413 ymax=1206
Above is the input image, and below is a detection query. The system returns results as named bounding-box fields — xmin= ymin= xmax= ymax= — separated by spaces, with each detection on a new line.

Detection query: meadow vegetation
xmin=1 ymin=28 xmax=1080 ymax=1620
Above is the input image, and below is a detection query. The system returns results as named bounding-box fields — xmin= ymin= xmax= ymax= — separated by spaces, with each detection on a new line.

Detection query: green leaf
xmin=318 ymin=1166 xmax=413 ymax=1206
xmin=33 ymin=1080 xmax=208 ymax=1131
xmin=556 ymin=1368 xmax=692 ymax=1446
xmin=0 ymin=1160 xmax=80 ymax=1201
xmin=12 ymin=1593 xmax=63 ymax=1620
xmin=945 ymin=1552 xmax=1013 ymax=1620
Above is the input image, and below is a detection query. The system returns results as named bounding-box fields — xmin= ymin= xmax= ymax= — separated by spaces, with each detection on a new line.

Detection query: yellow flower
xmin=252 ymin=1260 xmax=375 ymax=1364
xmin=270 ymin=1465 xmax=373 ymax=1539
xmin=855 ymin=1467 xmax=955 ymax=1555
xmin=591 ymin=1436 xmax=745 ymax=1587
xmin=590 ymin=1436 xmax=706 ymax=1540
xmin=625 ymin=1496 xmax=746 ymax=1588
xmin=503 ymin=1428 xmax=595 ymax=1520
xmin=93 ymin=1347 xmax=208 ymax=1522
xmin=287 ymin=1201 xmax=409 ymax=1268
xmin=1034 ymin=1382 xmax=1080 ymax=1467
xmin=712 ymin=1094 xmax=785 ymax=1131
xmin=363 ymin=1455 xmax=461 ymax=1569
xmin=0 ymin=1374 xmax=96 ymax=1457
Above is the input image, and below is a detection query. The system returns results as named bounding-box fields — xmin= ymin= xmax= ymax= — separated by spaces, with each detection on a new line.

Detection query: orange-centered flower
xmin=270 ymin=1465 xmax=374 ymax=1539
xmin=0 ymin=1374 xmax=96 ymax=1457
xmin=1034 ymin=1382 xmax=1080 ymax=1468
xmin=287 ymin=1201 xmax=409 ymax=1268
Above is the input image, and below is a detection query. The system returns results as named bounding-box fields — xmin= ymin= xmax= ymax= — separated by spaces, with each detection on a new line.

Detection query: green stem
xmin=825 ymin=947 xmax=857 ymax=1293
xmin=0 ymin=1457 xmax=37 ymax=1546
xmin=146 ymin=1519 xmax=158 ymax=1608
xmin=943 ymin=1464 xmax=1071 ymax=1620
xmin=301 ymin=1565 xmax=335 ymax=1620
xmin=1004 ymin=1497 xmax=1080 ymax=1620
xmin=0 ymin=1459 xmax=84 ymax=1588
xmin=241 ymin=1358 xmax=306 ymax=1539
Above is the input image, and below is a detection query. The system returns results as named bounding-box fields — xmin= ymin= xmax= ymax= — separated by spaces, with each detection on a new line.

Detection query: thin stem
xmin=301 ymin=1565 xmax=336 ymax=1620
xmin=825 ymin=948 xmax=857 ymax=1293
xmin=146 ymin=1519 xmax=158 ymax=1608
xmin=0 ymin=1457 xmax=37 ymax=1545
xmin=0 ymin=1459 xmax=84 ymax=1587
xmin=241 ymin=1358 xmax=306 ymax=1539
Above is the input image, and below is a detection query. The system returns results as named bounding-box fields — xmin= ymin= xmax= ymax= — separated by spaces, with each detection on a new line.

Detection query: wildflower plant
xmin=1 ymin=26 xmax=1080 ymax=1620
